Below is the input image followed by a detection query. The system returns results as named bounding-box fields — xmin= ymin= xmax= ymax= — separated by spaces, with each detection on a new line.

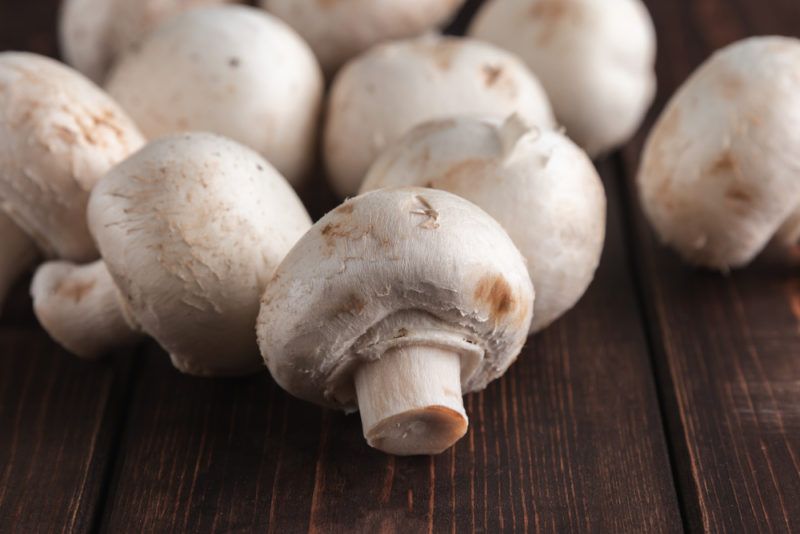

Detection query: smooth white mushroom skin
xmin=258 ymin=188 xmax=534 ymax=455
xmin=0 ymin=52 xmax=144 ymax=310
xmin=324 ymin=34 xmax=556 ymax=197
xmin=86 ymin=133 xmax=311 ymax=375
xmin=469 ymin=0 xmax=656 ymax=157
xmin=355 ymin=346 xmax=467 ymax=456
xmin=262 ymin=0 xmax=465 ymax=74
xmin=0 ymin=212 xmax=37 ymax=309
xmin=60 ymin=0 xmax=238 ymax=83
xmin=106 ymin=5 xmax=323 ymax=185
xmin=31 ymin=260 xmax=142 ymax=358
xmin=362 ymin=115 xmax=606 ymax=333
xmin=638 ymin=36 xmax=800 ymax=270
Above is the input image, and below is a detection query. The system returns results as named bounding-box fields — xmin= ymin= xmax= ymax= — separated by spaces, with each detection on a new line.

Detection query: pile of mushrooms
xmin=324 ymin=34 xmax=555 ymax=196
xmin=361 ymin=114 xmax=606 ymax=333
xmin=7 ymin=0 xmax=796 ymax=458
xmin=33 ymin=133 xmax=311 ymax=375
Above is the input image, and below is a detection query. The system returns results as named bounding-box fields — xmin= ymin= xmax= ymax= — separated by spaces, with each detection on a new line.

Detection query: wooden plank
xmin=620 ymin=0 xmax=800 ymax=531
xmin=0 ymin=3 xmax=140 ymax=533
xmin=99 ymin=156 xmax=681 ymax=532
xmin=0 ymin=327 xmax=133 ymax=533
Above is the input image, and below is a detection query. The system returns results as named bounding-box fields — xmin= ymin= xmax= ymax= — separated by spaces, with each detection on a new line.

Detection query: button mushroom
xmin=638 ymin=36 xmax=800 ymax=270
xmin=106 ymin=5 xmax=323 ymax=186
xmin=469 ymin=0 xmax=657 ymax=157
xmin=0 ymin=52 xmax=144 ymax=312
xmin=324 ymin=34 xmax=556 ymax=197
xmin=361 ymin=115 xmax=606 ymax=333
xmin=32 ymin=133 xmax=312 ymax=376
xmin=257 ymin=188 xmax=534 ymax=455
xmin=261 ymin=0 xmax=465 ymax=75
xmin=59 ymin=0 xmax=238 ymax=83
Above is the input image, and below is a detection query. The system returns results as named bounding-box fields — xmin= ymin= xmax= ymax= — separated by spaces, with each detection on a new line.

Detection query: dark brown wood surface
xmin=0 ymin=0 xmax=797 ymax=533
xmin=620 ymin=1 xmax=800 ymax=532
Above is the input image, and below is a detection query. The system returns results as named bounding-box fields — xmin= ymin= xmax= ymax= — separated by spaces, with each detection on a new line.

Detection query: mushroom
xmin=257 ymin=187 xmax=534 ymax=455
xmin=324 ymin=34 xmax=556 ymax=197
xmin=106 ymin=5 xmax=323 ymax=186
xmin=469 ymin=0 xmax=656 ymax=157
xmin=361 ymin=115 xmax=606 ymax=333
xmin=0 ymin=52 xmax=144 ymax=312
xmin=638 ymin=36 xmax=800 ymax=270
xmin=32 ymin=133 xmax=312 ymax=376
xmin=59 ymin=0 xmax=238 ymax=83
xmin=261 ymin=0 xmax=465 ymax=75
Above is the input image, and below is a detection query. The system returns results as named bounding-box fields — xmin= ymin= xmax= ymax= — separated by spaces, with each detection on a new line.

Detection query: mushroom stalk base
xmin=355 ymin=345 xmax=468 ymax=456
xmin=0 ymin=212 xmax=37 ymax=310
xmin=31 ymin=260 xmax=142 ymax=358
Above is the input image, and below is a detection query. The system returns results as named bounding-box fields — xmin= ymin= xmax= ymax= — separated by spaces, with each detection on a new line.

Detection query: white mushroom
xmin=257 ymin=188 xmax=534 ymax=455
xmin=362 ymin=115 xmax=606 ymax=333
xmin=59 ymin=0 xmax=238 ymax=83
xmin=469 ymin=0 xmax=656 ymax=157
xmin=32 ymin=133 xmax=312 ymax=376
xmin=324 ymin=34 xmax=556 ymax=197
xmin=638 ymin=36 xmax=800 ymax=270
xmin=261 ymin=0 xmax=465 ymax=74
xmin=106 ymin=5 xmax=323 ymax=186
xmin=0 ymin=52 xmax=144 ymax=312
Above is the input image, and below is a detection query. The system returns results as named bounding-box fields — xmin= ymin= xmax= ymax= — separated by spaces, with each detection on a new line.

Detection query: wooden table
xmin=1 ymin=0 xmax=798 ymax=532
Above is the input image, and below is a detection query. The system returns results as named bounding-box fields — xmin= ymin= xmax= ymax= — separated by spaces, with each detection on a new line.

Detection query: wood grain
xmin=620 ymin=0 xmax=800 ymax=531
xmin=0 ymin=327 xmax=134 ymax=534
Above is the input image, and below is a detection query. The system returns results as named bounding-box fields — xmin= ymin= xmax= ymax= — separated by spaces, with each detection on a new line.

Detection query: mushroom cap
xmin=262 ymin=0 xmax=465 ymax=74
xmin=59 ymin=0 xmax=237 ymax=83
xmin=324 ymin=34 xmax=556 ymax=197
xmin=88 ymin=132 xmax=312 ymax=375
xmin=0 ymin=52 xmax=144 ymax=261
xmin=106 ymin=5 xmax=323 ymax=185
xmin=362 ymin=115 xmax=606 ymax=333
xmin=469 ymin=0 xmax=656 ymax=157
xmin=638 ymin=36 xmax=800 ymax=269
xmin=257 ymin=187 xmax=534 ymax=411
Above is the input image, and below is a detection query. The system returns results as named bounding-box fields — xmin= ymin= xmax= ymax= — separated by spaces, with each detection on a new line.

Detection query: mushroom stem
xmin=31 ymin=260 xmax=142 ymax=358
xmin=354 ymin=345 xmax=468 ymax=456
xmin=0 ymin=211 xmax=37 ymax=310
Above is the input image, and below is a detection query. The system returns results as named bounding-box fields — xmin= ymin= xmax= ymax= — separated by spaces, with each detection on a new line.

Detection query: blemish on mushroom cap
xmin=257 ymin=187 xmax=534 ymax=411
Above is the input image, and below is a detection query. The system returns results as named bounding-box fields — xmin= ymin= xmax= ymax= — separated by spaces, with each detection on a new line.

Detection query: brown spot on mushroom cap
xmin=709 ymin=151 xmax=737 ymax=174
xmin=482 ymin=64 xmax=504 ymax=86
xmin=725 ymin=185 xmax=754 ymax=212
xmin=333 ymin=293 xmax=366 ymax=318
xmin=474 ymin=274 xmax=515 ymax=320
xmin=717 ymin=71 xmax=743 ymax=99
xmin=529 ymin=0 xmax=583 ymax=45
xmin=412 ymin=38 xmax=462 ymax=70
xmin=55 ymin=277 xmax=96 ymax=303
xmin=335 ymin=202 xmax=354 ymax=214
